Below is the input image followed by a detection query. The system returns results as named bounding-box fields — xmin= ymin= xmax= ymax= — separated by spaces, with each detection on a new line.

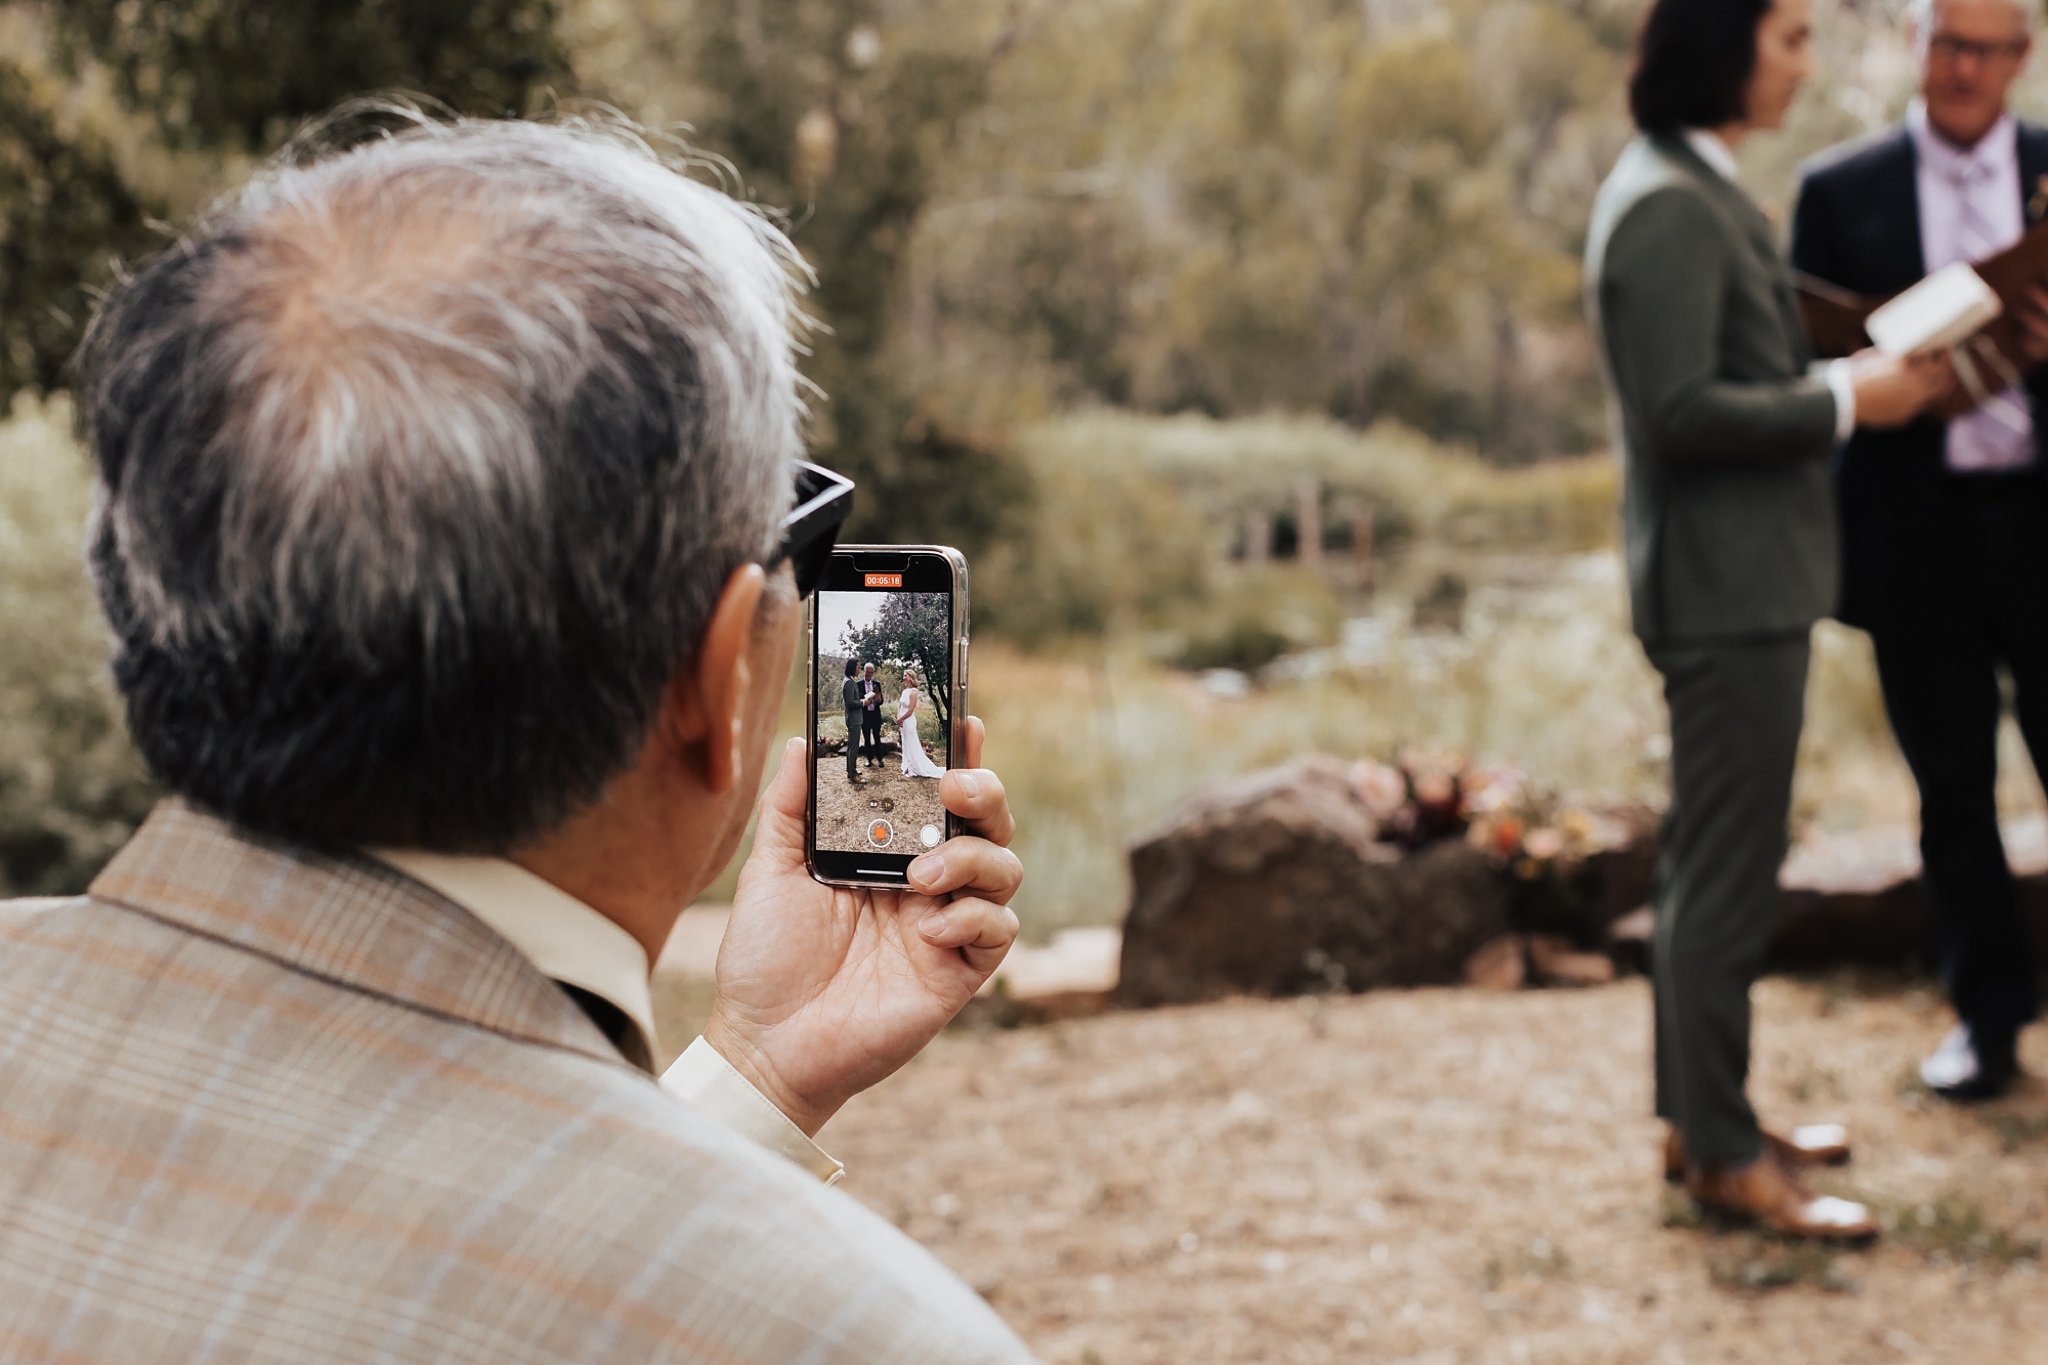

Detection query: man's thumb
xmin=753 ymin=736 xmax=809 ymax=854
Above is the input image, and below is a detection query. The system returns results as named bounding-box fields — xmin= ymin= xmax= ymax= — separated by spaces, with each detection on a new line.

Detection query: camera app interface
xmin=815 ymin=583 xmax=953 ymax=857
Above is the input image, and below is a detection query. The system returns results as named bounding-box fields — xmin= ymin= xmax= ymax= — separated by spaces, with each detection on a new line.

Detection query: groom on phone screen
xmin=861 ymin=663 xmax=884 ymax=769
xmin=841 ymin=658 xmax=864 ymax=784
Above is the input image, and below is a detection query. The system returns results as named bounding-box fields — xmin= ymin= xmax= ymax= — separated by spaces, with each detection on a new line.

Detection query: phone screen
xmin=808 ymin=548 xmax=965 ymax=886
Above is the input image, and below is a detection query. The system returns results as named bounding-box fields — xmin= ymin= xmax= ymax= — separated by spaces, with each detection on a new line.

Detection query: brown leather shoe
xmin=1663 ymin=1124 xmax=1851 ymax=1184
xmin=1685 ymin=1155 xmax=1877 ymax=1242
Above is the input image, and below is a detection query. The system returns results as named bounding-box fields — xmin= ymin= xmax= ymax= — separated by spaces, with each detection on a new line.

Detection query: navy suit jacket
xmin=1790 ymin=121 xmax=2048 ymax=632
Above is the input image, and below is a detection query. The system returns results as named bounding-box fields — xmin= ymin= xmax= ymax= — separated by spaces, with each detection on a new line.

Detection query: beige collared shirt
xmin=369 ymin=849 xmax=844 ymax=1185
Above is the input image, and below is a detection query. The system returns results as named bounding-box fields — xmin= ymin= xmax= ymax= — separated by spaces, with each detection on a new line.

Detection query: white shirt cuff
xmin=1824 ymin=358 xmax=1857 ymax=442
xmin=662 ymin=1037 xmax=846 ymax=1186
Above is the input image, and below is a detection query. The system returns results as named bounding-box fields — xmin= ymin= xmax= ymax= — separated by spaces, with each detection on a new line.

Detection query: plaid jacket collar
xmin=88 ymin=799 xmax=638 ymax=1073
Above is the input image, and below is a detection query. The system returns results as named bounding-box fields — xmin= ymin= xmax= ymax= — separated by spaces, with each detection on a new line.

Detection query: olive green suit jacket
xmin=1585 ymin=134 xmax=1842 ymax=648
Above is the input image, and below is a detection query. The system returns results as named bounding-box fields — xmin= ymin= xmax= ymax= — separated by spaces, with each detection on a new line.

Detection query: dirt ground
xmin=798 ymin=979 xmax=2048 ymax=1364
xmin=814 ymin=753 xmax=948 ymax=857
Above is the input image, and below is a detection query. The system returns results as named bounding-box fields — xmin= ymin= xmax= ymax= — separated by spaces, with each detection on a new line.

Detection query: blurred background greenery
xmin=7 ymin=0 xmax=2048 ymax=924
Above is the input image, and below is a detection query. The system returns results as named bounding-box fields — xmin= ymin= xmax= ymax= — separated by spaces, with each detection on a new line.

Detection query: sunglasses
xmin=776 ymin=460 xmax=855 ymax=599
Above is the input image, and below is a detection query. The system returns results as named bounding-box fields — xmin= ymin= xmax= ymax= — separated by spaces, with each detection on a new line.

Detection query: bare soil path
xmin=813 ymin=755 xmax=948 ymax=857
xmin=809 ymin=979 xmax=2048 ymax=1364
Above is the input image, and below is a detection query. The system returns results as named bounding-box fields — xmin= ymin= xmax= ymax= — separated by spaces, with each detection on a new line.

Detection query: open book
xmin=1796 ymin=212 xmax=2048 ymax=363
xmin=1865 ymin=263 xmax=2002 ymax=355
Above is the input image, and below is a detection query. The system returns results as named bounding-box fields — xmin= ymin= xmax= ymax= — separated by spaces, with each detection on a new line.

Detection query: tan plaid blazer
xmin=0 ymin=801 xmax=1030 ymax=1363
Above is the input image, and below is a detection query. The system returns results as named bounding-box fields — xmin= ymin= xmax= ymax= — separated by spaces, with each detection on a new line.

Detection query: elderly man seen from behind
xmin=0 ymin=112 xmax=1029 ymax=1362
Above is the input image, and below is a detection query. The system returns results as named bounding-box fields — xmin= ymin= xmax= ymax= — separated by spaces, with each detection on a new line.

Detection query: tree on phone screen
xmin=840 ymin=594 xmax=951 ymax=737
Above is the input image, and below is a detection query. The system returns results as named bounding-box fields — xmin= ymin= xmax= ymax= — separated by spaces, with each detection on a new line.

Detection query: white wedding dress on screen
xmin=896 ymin=688 xmax=945 ymax=778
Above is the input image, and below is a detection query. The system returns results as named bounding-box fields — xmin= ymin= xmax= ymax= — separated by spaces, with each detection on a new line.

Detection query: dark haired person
xmin=0 ymin=114 xmax=1029 ymax=1361
xmin=862 ymin=661 xmax=886 ymax=767
xmin=1585 ymin=0 xmax=1948 ymax=1239
xmin=1793 ymin=0 xmax=2046 ymax=1103
xmin=843 ymin=655 xmax=867 ymax=784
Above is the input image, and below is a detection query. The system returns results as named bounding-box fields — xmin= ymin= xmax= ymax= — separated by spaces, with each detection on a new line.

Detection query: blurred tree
xmin=670 ymin=0 xmax=1026 ymax=542
xmin=896 ymin=0 xmax=1628 ymax=459
xmin=0 ymin=0 xmax=576 ymax=407
xmin=9 ymin=0 xmax=2043 ymax=460
xmin=841 ymin=594 xmax=953 ymax=735
xmin=44 ymin=0 xmax=574 ymax=148
xmin=0 ymin=60 xmax=159 ymax=398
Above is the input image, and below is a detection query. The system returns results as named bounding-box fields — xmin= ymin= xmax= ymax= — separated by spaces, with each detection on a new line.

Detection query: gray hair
xmin=77 ymin=108 xmax=810 ymax=851
xmin=1910 ymin=0 xmax=2036 ymax=26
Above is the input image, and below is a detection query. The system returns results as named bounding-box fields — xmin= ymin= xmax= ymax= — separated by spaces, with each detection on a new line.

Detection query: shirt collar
xmin=1909 ymin=97 xmax=2017 ymax=181
xmin=366 ymin=848 xmax=659 ymax=1070
xmin=1681 ymin=128 xmax=1739 ymax=183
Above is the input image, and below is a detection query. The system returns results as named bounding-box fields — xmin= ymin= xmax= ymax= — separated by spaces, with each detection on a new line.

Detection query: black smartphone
xmin=806 ymin=545 xmax=970 ymax=888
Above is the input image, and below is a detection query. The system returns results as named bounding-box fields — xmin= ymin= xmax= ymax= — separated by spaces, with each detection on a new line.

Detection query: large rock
xmin=1117 ymin=756 xmax=1512 ymax=1007
xmin=1603 ymin=817 xmax=2048 ymax=975
xmin=1770 ymin=816 xmax=2048 ymax=974
xmin=1573 ymin=803 xmax=1661 ymax=928
xmin=1117 ymin=753 xmax=2048 ymax=1010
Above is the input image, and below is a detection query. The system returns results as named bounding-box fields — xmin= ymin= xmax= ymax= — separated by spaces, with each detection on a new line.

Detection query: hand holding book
xmin=1796 ymin=210 xmax=2048 ymax=422
xmin=1845 ymin=347 xmax=1957 ymax=429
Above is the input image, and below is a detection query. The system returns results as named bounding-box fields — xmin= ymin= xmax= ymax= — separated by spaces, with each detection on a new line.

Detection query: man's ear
xmin=662 ymin=563 xmax=767 ymax=793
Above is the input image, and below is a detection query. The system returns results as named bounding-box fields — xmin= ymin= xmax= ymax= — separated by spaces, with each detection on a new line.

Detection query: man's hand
xmin=1848 ymin=347 xmax=1954 ymax=429
xmin=702 ymin=719 xmax=1022 ymax=1136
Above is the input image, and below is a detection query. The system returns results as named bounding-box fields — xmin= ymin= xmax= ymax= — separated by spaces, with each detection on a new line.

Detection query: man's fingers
xmin=962 ymin=715 xmax=985 ymax=770
xmin=939 ymin=766 xmax=1016 ymax=847
xmin=915 ymin=895 xmax=1021 ymax=978
xmin=907 ymin=835 xmax=1024 ymax=904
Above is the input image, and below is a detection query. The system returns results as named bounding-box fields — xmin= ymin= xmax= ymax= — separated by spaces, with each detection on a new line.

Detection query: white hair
xmin=77 ymin=107 xmax=814 ymax=849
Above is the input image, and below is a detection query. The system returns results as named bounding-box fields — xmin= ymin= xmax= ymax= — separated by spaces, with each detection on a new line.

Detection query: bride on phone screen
xmin=895 ymin=667 xmax=945 ymax=779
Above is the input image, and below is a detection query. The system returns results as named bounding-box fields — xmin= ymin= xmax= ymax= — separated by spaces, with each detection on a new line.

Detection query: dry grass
xmin=792 ymin=977 xmax=2048 ymax=1364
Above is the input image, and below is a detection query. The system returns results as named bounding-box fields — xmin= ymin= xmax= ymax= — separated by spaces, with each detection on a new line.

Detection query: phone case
xmin=805 ymin=545 xmax=969 ymax=889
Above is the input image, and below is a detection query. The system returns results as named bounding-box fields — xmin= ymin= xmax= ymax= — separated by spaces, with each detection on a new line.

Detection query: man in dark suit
xmin=1792 ymin=0 xmax=2048 ymax=1100
xmin=861 ymin=663 xmax=885 ymax=768
xmin=842 ymin=658 xmax=866 ymax=784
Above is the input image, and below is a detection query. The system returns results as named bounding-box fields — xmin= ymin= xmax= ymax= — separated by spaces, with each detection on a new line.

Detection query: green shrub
xmin=972 ymin=413 xmax=1220 ymax=645
xmin=1170 ymin=567 xmax=1345 ymax=673
xmin=973 ymin=409 xmax=1619 ymax=651
xmin=0 ymin=397 xmax=156 ymax=896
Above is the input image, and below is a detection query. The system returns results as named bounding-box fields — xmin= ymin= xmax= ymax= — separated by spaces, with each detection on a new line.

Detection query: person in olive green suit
xmin=1585 ymin=0 xmax=1948 ymax=1240
xmin=841 ymin=657 xmax=867 ymax=784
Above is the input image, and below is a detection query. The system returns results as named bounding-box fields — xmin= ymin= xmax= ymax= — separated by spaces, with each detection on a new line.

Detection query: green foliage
xmin=1171 ymin=568 xmax=1344 ymax=674
xmin=0 ymin=0 xmax=576 ymax=407
xmin=665 ymin=0 xmax=1010 ymax=542
xmin=840 ymin=593 xmax=954 ymax=733
xmin=0 ymin=61 xmax=160 ymax=399
xmin=896 ymin=0 xmax=1629 ymax=459
xmin=973 ymin=408 xmax=1619 ymax=648
xmin=970 ymin=413 xmax=1220 ymax=645
xmin=45 ymin=0 xmax=575 ymax=149
xmin=15 ymin=0 xmax=2020 ymax=473
xmin=0 ymin=398 xmax=156 ymax=896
